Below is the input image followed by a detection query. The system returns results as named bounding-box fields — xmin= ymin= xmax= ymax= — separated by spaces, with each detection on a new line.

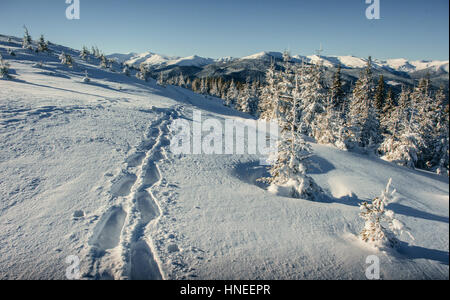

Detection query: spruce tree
xmin=330 ymin=64 xmax=345 ymax=112
xmin=237 ymin=81 xmax=259 ymax=115
xmin=136 ymin=63 xmax=149 ymax=81
xmin=122 ymin=64 xmax=130 ymax=76
xmin=99 ymin=54 xmax=108 ymax=69
xmin=22 ymin=26 xmax=32 ymax=49
xmin=80 ymin=46 xmax=89 ymax=60
xmin=430 ymin=86 xmax=449 ymax=175
xmin=200 ymin=77 xmax=209 ymax=95
xmin=347 ymin=57 xmax=381 ymax=150
xmin=225 ymin=79 xmax=239 ymax=107
xmin=297 ymin=62 xmax=325 ymax=136
xmin=411 ymin=77 xmax=434 ymax=169
xmin=261 ymin=65 xmax=322 ymax=200
xmin=37 ymin=35 xmax=49 ymax=53
xmin=0 ymin=55 xmax=11 ymax=79
xmin=59 ymin=51 xmax=73 ymax=67
xmin=374 ymin=75 xmax=386 ymax=112
xmin=258 ymin=62 xmax=280 ymax=120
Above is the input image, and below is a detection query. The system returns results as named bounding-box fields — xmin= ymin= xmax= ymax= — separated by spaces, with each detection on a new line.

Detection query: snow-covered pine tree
xmin=208 ymin=78 xmax=219 ymax=96
xmin=398 ymin=85 xmax=411 ymax=110
xmin=122 ymin=64 xmax=130 ymax=76
xmin=82 ymin=70 xmax=90 ymax=83
xmin=225 ymin=79 xmax=239 ymax=107
xmin=22 ymin=26 xmax=32 ymax=49
xmin=360 ymin=179 xmax=413 ymax=248
xmin=380 ymin=85 xmax=424 ymax=168
xmin=380 ymin=87 xmax=396 ymax=134
xmin=59 ymin=51 xmax=73 ymax=67
xmin=99 ymin=54 xmax=108 ymax=69
xmin=347 ymin=57 xmax=381 ymax=150
xmin=237 ymin=81 xmax=259 ymax=115
xmin=258 ymin=62 xmax=280 ymax=120
xmin=178 ymin=73 xmax=186 ymax=88
xmin=297 ymin=62 xmax=325 ymax=137
xmin=430 ymin=85 xmax=449 ymax=175
xmin=185 ymin=77 xmax=192 ymax=89
xmin=330 ymin=63 xmax=345 ymax=112
xmin=92 ymin=46 xmax=101 ymax=58
xmin=37 ymin=35 xmax=49 ymax=53
xmin=136 ymin=63 xmax=149 ymax=81
xmin=251 ymin=80 xmax=261 ymax=117
xmin=315 ymin=96 xmax=348 ymax=149
xmin=80 ymin=46 xmax=89 ymax=60
xmin=410 ymin=77 xmax=435 ymax=169
xmin=261 ymin=69 xmax=322 ymax=200
xmin=0 ymin=55 xmax=11 ymax=79
xmin=200 ymin=77 xmax=209 ymax=95
xmin=157 ymin=72 xmax=165 ymax=86
xmin=374 ymin=75 xmax=386 ymax=112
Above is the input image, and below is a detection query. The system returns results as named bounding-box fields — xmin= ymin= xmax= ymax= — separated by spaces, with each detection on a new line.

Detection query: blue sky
xmin=0 ymin=0 xmax=448 ymax=60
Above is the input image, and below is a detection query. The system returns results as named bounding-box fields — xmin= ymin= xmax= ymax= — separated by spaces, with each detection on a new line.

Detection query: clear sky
xmin=0 ymin=0 xmax=448 ymax=60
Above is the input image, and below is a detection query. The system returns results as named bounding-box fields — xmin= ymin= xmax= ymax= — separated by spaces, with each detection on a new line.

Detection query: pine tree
xmin=82 ymin=70 xmax=90 ymax=83
xmin=136 ymin=63 xmax=149 ymax=81
xmin=80 ymin=46 xmax=89 ymax=60
xmin=99 ymin=54 xmax=108 ymax=69
xmin=200 ymin=77 xmax=209 ymax=95
xmin=430 ymin=86 xmax=449 ymax=175
xmin=360 ymin=179 xmax=413 ymax=248
xmin=157 ymin=72 xmax=165 ymax=86
xmin=22 ymin=26 xmax=32 ymax=49
xmin=347 ymin=57 xmax=381 ymax=150
xmin=315 ymin=96 xmax=348 ymax=149
xmin=374 ymin=75 xmax=386 ymax=112
xmin=380 ymin=88 xmax=396 ymax=134
xmin=330 ymin=64 xmax=345 ymax=112
xmin=0 ymin=55 xmax=11 ymax=79
xmin=123 ymin=64 xmax=130 ymax=76
xmin=237 ymin=81 xmax=259 ymax=115
xmin=411 ymin=77 xmax=434 ymax=169
xmin=380 ymin=85 xmax=424 ymax=168
xmin=258 ymin=62 xmax=280 ymax=120
xmin=59 ymin=51 xmax=73 ymax=67
xmin=261 ymin=67 xmax=322 ymax=200
xmin=178 ymin=73 xmax=186 ymax=87
xmin=297 ymin=62 xmax=325 ymax=136
xmin=37 ymin=35 xmax=49 ymax=53
xmin=225 ymin=79 xmax=239 ymax=107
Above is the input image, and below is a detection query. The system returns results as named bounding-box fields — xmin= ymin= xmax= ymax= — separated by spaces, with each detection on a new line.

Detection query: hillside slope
xmin=0 ymin=36 xmax=448 ymax=280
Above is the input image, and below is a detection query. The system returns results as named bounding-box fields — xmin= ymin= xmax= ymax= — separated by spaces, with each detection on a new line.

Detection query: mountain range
xmin=107 ymin=51 xmax=449 ymax=91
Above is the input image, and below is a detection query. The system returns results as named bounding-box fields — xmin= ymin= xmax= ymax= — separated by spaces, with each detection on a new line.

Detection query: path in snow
xmin=86 ymin=106 xmax=182 ymax=280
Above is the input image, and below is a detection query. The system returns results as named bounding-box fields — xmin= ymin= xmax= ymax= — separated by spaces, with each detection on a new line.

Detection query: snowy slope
xmin=0 ymin=35 xmax=448 ymax=280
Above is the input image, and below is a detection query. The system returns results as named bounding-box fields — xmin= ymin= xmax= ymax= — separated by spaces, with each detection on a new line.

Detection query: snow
xmin=0 ymin=35 xmax=448 ymax=280
xmin=240 ymin=51 xmax=284 ymax=61
xmin=166 ymin=55 xmax=215 ymax=67
xmin=111 ymin=51 xmax=215 ymax=68
xmin=378 ymin=58 xmax=449 ymax=73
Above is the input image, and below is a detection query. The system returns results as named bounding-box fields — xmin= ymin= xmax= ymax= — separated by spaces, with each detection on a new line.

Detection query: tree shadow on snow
xmin=7 ymin=78 xmax=106 ymax=98
xmin=308 ymin=155 xmax=336 ymax=174
xmin=393 ymin=241 xmax=449 ymax=266
xmin=329 ymin=194 xmax=449 ymax=224
xmin=231 ymin=160 xmax=270 ymax=190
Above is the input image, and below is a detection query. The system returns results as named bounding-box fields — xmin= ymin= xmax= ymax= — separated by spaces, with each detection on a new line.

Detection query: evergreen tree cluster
xmin=164 ymin=53 xmax=449 ymax=176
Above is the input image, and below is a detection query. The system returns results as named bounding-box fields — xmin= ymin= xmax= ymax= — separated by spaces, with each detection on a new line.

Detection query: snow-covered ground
xmin=0 ymin=35 xmax=448 ymax=280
